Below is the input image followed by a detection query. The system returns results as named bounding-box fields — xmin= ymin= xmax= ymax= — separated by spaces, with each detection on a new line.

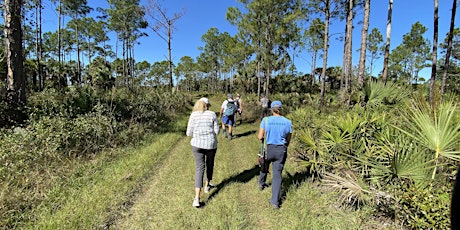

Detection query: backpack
xmin=223 ymin=100 xmax=236 ymax=116
xmin=234 ymin=98 xmax=240 ymax=110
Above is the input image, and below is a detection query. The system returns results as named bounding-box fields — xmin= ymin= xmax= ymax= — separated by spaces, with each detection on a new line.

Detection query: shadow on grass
xmin=279 ymin=170 xmax=312 ymax=206
xmin=204 ymin=164 xmax=261 ymax=206
xmin=234 ymin=130 xmax=257 ymax=138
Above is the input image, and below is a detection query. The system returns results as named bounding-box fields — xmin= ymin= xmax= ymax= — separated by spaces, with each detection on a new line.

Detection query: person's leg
xmin=228 ymin=116 xmax=234 ymax=139
xmin=228 ymin=124 xmax=233 ymax=134
xmin=221 ymin=116 xmax=227 ymax=137
xmin=205 ymin=149 xmax=216 ymax=184
xmin=258 ymin=167 xmax=269 ymax=188
xmin=192 ymin=147 xmax=205 ymax=199
xmin=268 ymin=145 xmax=287 ymax=207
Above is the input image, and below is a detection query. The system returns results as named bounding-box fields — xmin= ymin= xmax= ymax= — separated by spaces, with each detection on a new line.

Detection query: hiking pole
xmin=258 ymin=138 xmax=264 ymax=158
xmin=258 ymin=138 xmax=269 ymax=173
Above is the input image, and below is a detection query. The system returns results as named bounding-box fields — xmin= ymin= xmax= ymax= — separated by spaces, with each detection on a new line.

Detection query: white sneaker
xmin=192 ymin=198 xmax=200 ymax=207
xmin=204 ymin=183 xmax=215 ymax=193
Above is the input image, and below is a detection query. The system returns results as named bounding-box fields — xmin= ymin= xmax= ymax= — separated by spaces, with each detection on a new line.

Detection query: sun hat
xmin=227 ymin=93 xmax=233 ymax=98
xmin=270 ymin=100 xmax=282 ymax=108
xmin=200 ymin=97 xmax=210 ymax=105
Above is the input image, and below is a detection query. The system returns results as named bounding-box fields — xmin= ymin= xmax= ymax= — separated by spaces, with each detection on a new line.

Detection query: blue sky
xmin=41 ymin=0 xmax=459 ymax=79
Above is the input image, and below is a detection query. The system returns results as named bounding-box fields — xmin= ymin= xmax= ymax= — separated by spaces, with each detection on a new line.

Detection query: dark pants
xmin=261 ymin=107 xmax=269 ymax=118
xmin=192 ymin=147 xmax=217 ymax=188
xmin=259 ymin=144 xmax=287 ymax=206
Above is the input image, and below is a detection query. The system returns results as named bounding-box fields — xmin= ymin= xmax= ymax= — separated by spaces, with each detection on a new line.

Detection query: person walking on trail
xmin=220 ymin=93 xmax=237 ymax=140
xmin=235 ymin=93 xmax=243 ymax=125
xmin=260 ymin=94 xmax=270 ymax=119
xmin=186 ymin=98 xmax=219 ymax=208
xmin=257 ymin=100 xmax=292 ymax=210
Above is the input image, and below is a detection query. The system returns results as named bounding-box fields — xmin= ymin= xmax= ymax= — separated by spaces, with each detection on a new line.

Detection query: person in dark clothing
xmin=257 ymin=100 xmax=292 ymax=210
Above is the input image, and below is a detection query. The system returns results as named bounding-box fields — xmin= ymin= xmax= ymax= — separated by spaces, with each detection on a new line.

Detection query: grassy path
xmin=112 ymin=120 xmax=390 ymax=229
xmin=114 ymin=121 xmax=269 ymax=229
xmin=23 ymin=104 xmax=399 ymax=229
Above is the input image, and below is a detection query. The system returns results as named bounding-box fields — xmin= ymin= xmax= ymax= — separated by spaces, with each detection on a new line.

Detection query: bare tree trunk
xmin=441 ymin=0 xmax=457 ymax=95
xmin=58 ymin=0 xmax=62 ymax=64
xmin=382 ymin=0 xmax=393 ymax=84
xmin=264 ymin=13 xmax=272 ymax=97
xmin=75 ymin=20 xmax=81 ymax=85
xmin=320 ymin=0 xmax=330 ymax=109
xmin=5 ymin=0 xmax=26 ymax=106
xmin=357 ymin=0 xmax=370 ymax=88
xmin=345 ymin=0 xmax=353 ymax=98
xmin=429 ymin=0 xmax=439 ymax=106
xmin=145 ymin=0 xmax=184 ymax=91
xmin=38 ymin=0 xmax=43 ymax=90
xmin=311 ymin=52 xmax=316 ymax=87
xmin=167 ymin=21 xmax=173 ymax=90
xmin=34 ymin=0 xmax=41 ymax=90
xmin=341 ymin=0 xmax=353 ymax=95
xmin=257 ymin=54 xmax=261 ymax=98
xmin=341 ymin=21 xmax=347 ymax=90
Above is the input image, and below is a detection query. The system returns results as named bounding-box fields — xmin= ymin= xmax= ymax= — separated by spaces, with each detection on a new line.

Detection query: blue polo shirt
xmin=260 ymin=116 xmax=292 ymax=145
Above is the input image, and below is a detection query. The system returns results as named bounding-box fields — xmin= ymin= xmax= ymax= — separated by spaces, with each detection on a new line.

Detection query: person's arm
xmin=258 ymin=127 xmax=265 ymax=141
xmin=219 ymin=107 xmax=224 ymax=118
xmin=219 ymin=100 xmax=226 ymax=118
xmin=258 ymin=117 xmax=266 ymax=140
xmin=285 ymin=133 xmax=292 ymax=147
xmin=212 ymin=113 xmax=219 ymax=135
xmin=186 ymin=114 xmax=194 ymax=136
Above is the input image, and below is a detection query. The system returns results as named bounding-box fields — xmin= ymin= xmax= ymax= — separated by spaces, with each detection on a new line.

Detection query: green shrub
xmin=398 ymin=185 xmax=451 ymax=229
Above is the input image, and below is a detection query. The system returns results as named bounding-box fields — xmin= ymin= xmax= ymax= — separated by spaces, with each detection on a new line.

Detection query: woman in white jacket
xmin=186 ymin=98 xmax=219 ymax=207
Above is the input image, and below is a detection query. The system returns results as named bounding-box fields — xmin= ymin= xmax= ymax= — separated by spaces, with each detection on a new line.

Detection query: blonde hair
xmin=193 ymin=99 xmax=208 ymax=112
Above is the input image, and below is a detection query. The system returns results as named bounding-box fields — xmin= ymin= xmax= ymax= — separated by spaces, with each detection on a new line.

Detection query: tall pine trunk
xmin=345 ymin=0 xmax=353 ymax=99
xmin=5 ymin=0 xmax=26 ymax=119
xmin=319 ymin=0 xmax=330 ymax=109
xmin=429 ymin=0 xmax=439 ymax=106
xmin=357 ymin=0 xmax=370 ymax=88
xmin=441 ymin=0 xmax=457 ymax=96
xmin=382 ymin=0 xmax=393 ymax=84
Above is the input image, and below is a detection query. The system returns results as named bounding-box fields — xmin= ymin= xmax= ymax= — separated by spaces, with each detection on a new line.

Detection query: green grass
xmin=18 ymin=102 xmax=403 ymax=229
xmin=22 ymin=132 xmax=183 ymax=229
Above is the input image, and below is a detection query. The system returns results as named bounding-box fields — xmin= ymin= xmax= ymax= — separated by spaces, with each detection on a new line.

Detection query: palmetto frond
xmin=297 ymin=128 xmax=327 ymax=176
xmin=396 ymin=97 xmax=460 ymax=178
xmin=322 ymin=171 xmax=372 ymax=206
xmin=363 ymin=81 xmax=410 ymax=107
xmin=368 ymin=131 xmax=433 ymax=187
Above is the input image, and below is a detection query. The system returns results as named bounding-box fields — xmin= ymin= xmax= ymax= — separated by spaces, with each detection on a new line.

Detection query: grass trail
xmin=113 ymin=118 xmax=394 ymax=229
xmin=114 ymin=121 xmax=267 ymax=229
xmin=24 ymin=99 xmax=401 ymax=229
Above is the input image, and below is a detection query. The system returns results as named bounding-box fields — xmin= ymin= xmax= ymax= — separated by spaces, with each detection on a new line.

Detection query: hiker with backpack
xmin=257 ymin=100 xmax=292 ymax=210
xmin=219 ymin=94 xmax=237 ymax=140
xmin=186 ymin=98 xmax=219 ymax=207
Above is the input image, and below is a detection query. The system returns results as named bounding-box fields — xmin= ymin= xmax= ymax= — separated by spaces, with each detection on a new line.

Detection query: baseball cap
xmin=227 ymin=93 xmax=233 ymax=98
xmin=270 ymin=100 xmax=282 ymax=108
xmin=200 ymin=97 xmax=210 ymax=105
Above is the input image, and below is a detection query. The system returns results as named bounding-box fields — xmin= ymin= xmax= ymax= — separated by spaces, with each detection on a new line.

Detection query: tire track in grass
xmin=27 ymin=133 xmax=183 ymax=229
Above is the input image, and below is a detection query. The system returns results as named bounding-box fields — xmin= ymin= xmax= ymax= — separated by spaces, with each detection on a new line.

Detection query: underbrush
xmin=0 ymin=86 xmax=190 ymax=229
xmin=289 ymin=90 xmax=459 ymax=229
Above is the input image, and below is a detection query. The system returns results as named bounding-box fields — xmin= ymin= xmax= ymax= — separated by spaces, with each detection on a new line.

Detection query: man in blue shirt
xmin=257 ymin=100 xmax=292 ymax=209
